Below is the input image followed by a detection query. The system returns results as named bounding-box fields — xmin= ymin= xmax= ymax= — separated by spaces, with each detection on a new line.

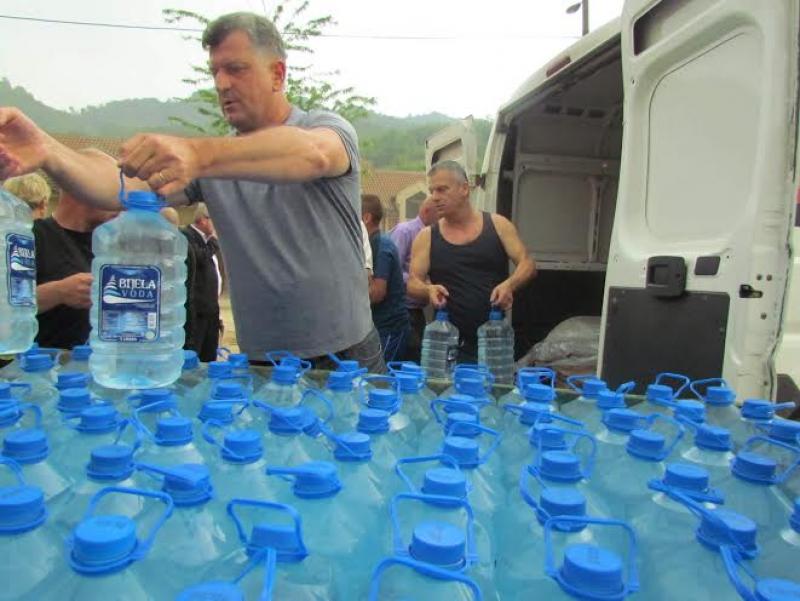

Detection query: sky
xmin=0 ymin=0 xmax=625 ymax=119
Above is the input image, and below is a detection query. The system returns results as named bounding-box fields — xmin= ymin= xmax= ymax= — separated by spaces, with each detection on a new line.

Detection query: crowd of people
xmin=0 ymin=11 xmax=536 ymax=372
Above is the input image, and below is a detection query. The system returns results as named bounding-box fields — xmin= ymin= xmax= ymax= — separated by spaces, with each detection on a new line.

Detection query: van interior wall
xmin=500 ymin=51 xmax=623 ymax=361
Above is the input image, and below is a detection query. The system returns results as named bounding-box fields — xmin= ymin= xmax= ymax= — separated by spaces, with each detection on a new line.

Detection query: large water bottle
xmin=679 ymin=422 xmax=736 ymax=482
xmin=388 ymin=492 xmax=497 ymax=599
xmin=497 ymin=366 xmax=556 ymax=408
xmin=201 ymin=420 xmax=274 ymax=499
xmin=15 ymin=353 xmax=58 ymax=410
xmin=259 ymin=390 xmax=332 ymax=465
xmin=690 ymin=378 xmax=741 ymax=432
xmin=448 ymin=366 xmax=502 ymax=429
xmin=368 ymin=556 xmax=484 ymax=601
xmin=419 ymin=397 xmax=485 ymax=456
xmin=596 ymin=409 xmax=649 ymax=465
xmin=733 ymin=399 xmax=796 ymax=446
xmin=173 ymin=350 xmax=207 ymax=397
xmin=89 ymin=188 xmax=187 ymax=389
xmin=212 ymin=499 xmax=336 ymax=599
xmin=323 ymin=428 xmax=385 ymax=513
xmin=184 ymin=360 xmax=237 ymax=415
xmin=539 ymin=516 xmax=640 ymax=600
xmin=324 ymin=370 xmax=360 ymax=430
xmin=394 ymin=372 xmax=431 ymax=427
xmin=219 ymin=348 xmax=264 ymax=393
xmin=267 ymin=349 xmax=318 ymax=389
xmin=132 ymin=401 xmax=207 ymax=466
xmin=721 ymin=544 xmax=800 ymax=601
xmin=1 ymin=403 xmax=72 ymax=506
xmin=134 ymin=462 xmax=237 ymax=597
xmin=0 ymin=457 xmax=63 ymax=600
xmin=196 ymin=382 xmax=250 ymax=428
xmin=562 ymin=374 xmax=609 ymax=423
xmin=50 ymin=404 xmax=127 ymax=475
xmin=32 ymin=486 xmax=174 ymax=600
xmin=361 ymin=376 xmax=417 ymax=454
xmin=637 ymin=372 xmax=690 ymax=416
xmin=0 ymin=188 xmax=37 ymax=354
xmin=61 ymin=344 xmax=92 ymax=373
xmin=253 ymin=363 xmax=304 ymax=409
xmin=477 ymin=307 xmax=514 ymax=385
xmin=388 ymin=361 xmax=436 ymax=400
xmin=756 ymin=497 xmax=800 ymax=583
xmin=420 ymin=309 xmax=459 ymax=380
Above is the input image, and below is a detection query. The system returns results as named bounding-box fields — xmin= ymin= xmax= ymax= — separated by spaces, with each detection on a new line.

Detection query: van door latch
xmin=739 ymin=285 xmax=763 ymax=299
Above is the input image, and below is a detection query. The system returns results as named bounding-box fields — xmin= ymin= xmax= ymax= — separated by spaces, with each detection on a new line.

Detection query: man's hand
xmin=0 ymin=108 xmax=50 ymax=179
xmin=119 ymin=134 xmax=205 ymax=197
xmin=490 ymin=280 xmax=514 ymax=310
xmin=429 ymin=284 xmax=449 ymax=308
xmin=58 ymin=273 xmax=93 ymax=309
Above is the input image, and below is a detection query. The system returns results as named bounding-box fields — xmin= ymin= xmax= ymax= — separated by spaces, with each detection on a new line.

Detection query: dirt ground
xmin=219 ymin=293 xmax=239 ymax=352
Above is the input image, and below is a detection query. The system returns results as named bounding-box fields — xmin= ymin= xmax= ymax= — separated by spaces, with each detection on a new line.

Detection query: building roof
xmin=51 ymin=134 xmax=126 ymax=158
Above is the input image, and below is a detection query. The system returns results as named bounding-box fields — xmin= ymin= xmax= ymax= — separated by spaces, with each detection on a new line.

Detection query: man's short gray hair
xmin=194 ymin=202 xmax=210 ymax=223
xmin=427 ymin=160 xmax=468 ymax=184
xmin=202 ymin=12 xmax=287 ymax=60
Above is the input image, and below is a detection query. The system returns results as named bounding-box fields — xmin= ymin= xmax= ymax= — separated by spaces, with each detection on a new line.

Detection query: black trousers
xmin=401 ymin=308 xmax=427 ymax=363
xmin=193 ymin=311 xmax=220 ymax=362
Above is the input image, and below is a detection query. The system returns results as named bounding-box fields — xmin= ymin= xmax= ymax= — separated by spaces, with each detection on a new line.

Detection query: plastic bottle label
xmin=5 ymin=233 xmax=36 ymax=307
xmin=98 ymin=264 xmax=161 ymax=342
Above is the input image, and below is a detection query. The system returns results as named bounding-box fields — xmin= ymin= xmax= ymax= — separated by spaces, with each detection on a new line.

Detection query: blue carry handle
xmin=132 ymin=401 xmax=189 ymax=442
xmin=735 ymin=436 xmax=800 ymax=485
xmin=689 ymin=378 xmax=730 ymax=400
xmin=445 ymin=422 xmax=502 ymax=466
xmin=394 ymin=454 xmax=466 ymax=495
xmin=566 ymin=374 xmax=605 ymax=394
xmin=368 ymin=556 xmax=484 ymax=601
xmin=431 ymin=397 xmax=481 ymax=425
xmin=532 ymin=425 xmax=597 ymax=481
xmin=201 ymin=419 xmax=260 ymax=463
xmin=265 ymin=350 xmax=312 ymax=375
xmin=226 ymin=498 xmax=308 ymax=562
xmin=654 ymin=372 xmax=691 ymax=398
xmin=642 ymin=412 xmax=686 ymax=461
xmin=517 ymin=367 xmax=556 ymax=389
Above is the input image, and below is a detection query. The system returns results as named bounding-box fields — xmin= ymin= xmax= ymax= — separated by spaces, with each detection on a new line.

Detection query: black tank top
xmin=429 ymin=212 xmax=509 ymax=360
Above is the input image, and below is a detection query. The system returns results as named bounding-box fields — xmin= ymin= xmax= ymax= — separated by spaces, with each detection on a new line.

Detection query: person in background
xmin=161 ymin=207 xmax=199 ymax=355
xmin=182 ymin=203 xmax=221 ymax=361
xmin=33 ymin=149 xmax=119 ymax=349
xmin=390 ymin=195 xmax=437 ymax=362
xmin=408 ymin=160 xmax=536 ymax=363
xmin=362 ymin=194 xmax=410 ymax=362
xmin=3 ymin=172 xmax=50 ymax=219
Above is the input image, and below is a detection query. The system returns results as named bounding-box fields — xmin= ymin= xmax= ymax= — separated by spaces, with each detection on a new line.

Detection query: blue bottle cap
xmin=77 ymin=405 xmax=121 ymax=433
xmin=559 ymin=544 xmax=625 ymax=600
xmin=57 ymin=387 xmax=92 ymax=414
xmin=162 ymin=464 xmax=213 ymax=507
xmin=446 ymin=412 xmax=480 ymax=437
xmin=396 ymin=373 xmax=421 ymax=393
xmin=336 ymin=360 xmax=362 ymax=373
xmin=222 ymin=429 xmax=262 ymax=463
xmin=705 ymin=385 xmax=734 ymax=406
xmin=660 ymin=463 xmax=710 ymax=493
xmin=21 ymin=353 xmax=53 ymax=372
xmin=0 ymin=403 xmax=20 ymax=428
xmin=517 ymin=401 xmax=552 ymax=426
xmin=765 ymin=418 xmax=800 ymax=444
xmin=409 ymin=521 xmax=466 ymax=569
xmin=442 ymin=436 xmax=480 ymax=468
xmin=71 ymin=514 xmax=138 ymax=572
xmin=602 ymin=409 xmax=640 ymax=433
xmin=249 ymin=523 xmax=307 ymax=562
xmin=694 ymin=424 xmax=733 ymax=452
xmin=529 ymin=423 xmax=567 ymax=451
xmin=626 ymin=429 xmax=666 ymax=461
xmin=268 ymin=407 xmax=315 ymax=435
xmin=176 ymin=582 xmax=244 ymax=601
xmin=2 ymin=429 xmax=48 ymax=464
xmin=0 ymin=383 xmax=12 ymax=401
xmin=456 ymin=377 xmax=486 ymax=398
xmin=271 ymin=364 xmax=297 ymax=385
xmin=442 ymin=394 xmax=479 ymax=413
xmin=696 ymin=509 xmax=758 ymax=556
xmin=198 ymin=401 xmax=235 ymax=424
xmin=124 ymin=190 xmax=164 ymax=211
xmin=732 ymin=451 xmax=777 ymax=484
xmin=538 ymin=450 xmax=582 ymax=483
xmin=755 ymin=579 xmax=800 ymax=601
xmin=741 ymin=399 xmax=775 ymax=420
xmin=333 ymin=431 xmax=372 ymax=462
xmin=674 ymin=399 xmax=706 ymax=424
xmin=489 ymin=308 xmax=504 ymax=320
xmin=523 ymin=383 xmax=556 ymax=404
xmin=71 ymin=345 xmax=92 ymax=361
xmin=86 ymin=444 xmax=136 ymax=481
xmin=435 ymin=309 xmax=449 ymax=321
xmin=646 ymin=383 xmax=673 ymax=406
xmin=421 ymin=467 xmax=468 ymax=500
xmin=155 ymin=416 xmax=194 ymax=446
xmin=326 ymin=371 xmax=354 ymax=392
xmin=291 ymin=462 xmax=342 ymax=499
xmin=227 ymin=353 xmax=249 ymax=368
xmin=56 ymin=372 xmax=90 ymax=391
xmin=212 ymin=382 xmax=246 ymax=400
xmin=136 ymin=389 xmax=176 ymax=410
xmin=0 ymin=484 xmax=46 ymax=533
xmin=596 ymin=390 xmax=626 ymax=411
xmin=357 ymin=409 xmax=390 ymax=434
xmin=537 ymin=488 xmax=587 ymax=532
xmin=581 ymin=378 xmax=607 ymax=399
xmin=207 ymin=361 xmax=233 ymax=379
xmin=791 ymin=498 xmax=800 ymax=533
xmin=367 ymin=388 xmax=400 ymax=413
xmin=182 ymin=350 xmax=199 ymax=371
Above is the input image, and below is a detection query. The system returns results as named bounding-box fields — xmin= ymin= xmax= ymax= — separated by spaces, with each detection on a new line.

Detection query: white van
xmin=425 ymin=0 xmax=799 ymax=400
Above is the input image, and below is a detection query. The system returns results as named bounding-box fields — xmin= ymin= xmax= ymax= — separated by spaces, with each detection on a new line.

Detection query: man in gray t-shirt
xmin=0 ymin=12 xmax=384 ymax=372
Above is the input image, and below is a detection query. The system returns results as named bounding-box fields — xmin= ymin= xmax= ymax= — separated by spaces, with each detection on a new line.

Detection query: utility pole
xmin=566 ymin=0 xmax=590 ymax=36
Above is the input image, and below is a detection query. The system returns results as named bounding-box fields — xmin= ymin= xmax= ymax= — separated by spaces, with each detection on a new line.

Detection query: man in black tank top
xmin=407 ymin=160 xmax=536 ymax=362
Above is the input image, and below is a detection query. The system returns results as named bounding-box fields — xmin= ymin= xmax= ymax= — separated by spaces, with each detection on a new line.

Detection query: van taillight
xmin=546 ymin=55 xmax=571 ymax=77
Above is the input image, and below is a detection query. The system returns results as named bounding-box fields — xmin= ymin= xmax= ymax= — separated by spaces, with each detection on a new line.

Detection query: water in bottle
xmin=0 ymin=457 xmax=63 ymax=600
xmin=721 ymin=544 xmax=800 ymax=601
xmin=477 ymin=307 xmax=514 ymax=386
xmin=690 ymin=378 xmax=741 ymax=433
xmin=561 ymin=374 xmax=609 ymax=423
xmin=31 ymin=486 xmax=174 ymax=601
xmin=219 ymin=349 xmax=264 ymax=393
xmin=758 ymin=416 xmax=800 ymax=446
xmin=451 ymin=368 xmax=502 ymax=429
xmin=368 ymin=556 xmax=484 ymax=601
xmin=173 ymin=350 xmax=207 ymax=397
xmin=89 ymin=189 xmax=187 ymax=389
xmin=201 ymin=420 xmax=275 ymax=499
xmin=636 ymin=372 xmax=690 ymax=416
xmin=679 ymin=422 xmax=736 ymax=482
xmin=575 ymin=384 xmax=633 ymax=435
xmin=266 ymin=350 xmax=317 ymax=389
xmin=325 ymin=429 xmax=385 ymax=511
xmin=420 ymin=309 xmax=459 ymax=380
xmin=756 ymin=497 xmax=800 ymax=583
xmin=62 ymin=345 xmax=92 ymax=374
xmin=253 ymin=363 xmax=303 ymax=409
xmin=184 ymin=360 xmax=236 ymax=415
xmin=324 ymin=370 xmax=360 ymax=430
xmin=260 ymin=397 xmax=332 ymax=466
xmin=0 ymin=187 xmax=37 ymax=354
xmin=596 ymin=409 xmax=648 ymax=465
xmin=15 ymin=353 xmax=58 ymax=410
xmin=357 ymin=408 xmax=414 ymax=473
xmin=395 ymin=372 xmax=432 ymax=427
xmin=210 ymin=499 xmax=336 ymax=600
xmin=361 ymin=376 xmax=417 ymax=454
xmin=497 ymin=366 xmax=555 ymax=407
xmin=44 ymin=384 xmax=93 ymax=431
xmin=419 ymin=398 xmax=485 ymax=456
xmin=672 ymin=399 xmax=706 ymax=455
xmin=133 ymin=402 xmax=207 ymax=466
xmin=733 ymin=399 xmax=796 ymax=446
xmin=50 ymin=404 xmax=126 ymax=475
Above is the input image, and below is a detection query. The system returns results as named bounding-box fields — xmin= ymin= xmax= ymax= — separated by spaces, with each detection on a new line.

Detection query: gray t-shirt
xmin=185 ymin=106 xmax=372 ymax=358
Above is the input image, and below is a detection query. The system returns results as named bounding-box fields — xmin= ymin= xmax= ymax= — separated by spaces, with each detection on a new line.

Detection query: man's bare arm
xmin=489 ymin=214 xmax=536 ymax=309
xmin=407 ymin=228 xmax=449 ymax=307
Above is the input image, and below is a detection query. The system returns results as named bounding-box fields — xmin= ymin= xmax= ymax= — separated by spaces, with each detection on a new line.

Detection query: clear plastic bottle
xmin=89 ymin=190 xmax=187 ymax=389
xmin=62 ymin=345 xmax=92 ymax=374
xmin=0 ymin=188 xmax=37 ymax=354
xmin=420 ymin=310 xmax=460 ymax=380
xmin=477 ymin=308 xmax=514 ymax=386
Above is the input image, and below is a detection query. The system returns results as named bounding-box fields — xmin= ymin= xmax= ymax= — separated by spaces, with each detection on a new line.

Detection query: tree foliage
xmin=163 ymin=2 xmax=376 ymax=135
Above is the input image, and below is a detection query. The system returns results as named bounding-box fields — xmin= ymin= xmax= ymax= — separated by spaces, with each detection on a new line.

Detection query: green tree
xmin=164 ymin=2 xmax=376 ymax=135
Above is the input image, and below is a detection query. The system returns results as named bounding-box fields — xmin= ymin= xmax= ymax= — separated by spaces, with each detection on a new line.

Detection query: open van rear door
xmin=425 ymin=116 xmax=479 ymax=203
xmin=600 ymin=0 xmax=799 ymax=398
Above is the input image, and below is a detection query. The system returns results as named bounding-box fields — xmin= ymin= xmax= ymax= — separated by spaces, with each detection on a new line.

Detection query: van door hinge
xmin=739 ymin=284 xmax=763 ymax=299
xmin=474 ymin=174 xmax=486 ymax=189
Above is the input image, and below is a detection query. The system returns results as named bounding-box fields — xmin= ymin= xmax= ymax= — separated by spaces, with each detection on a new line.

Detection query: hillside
xmin=0 ymin=79 xmax=492 ymax=171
